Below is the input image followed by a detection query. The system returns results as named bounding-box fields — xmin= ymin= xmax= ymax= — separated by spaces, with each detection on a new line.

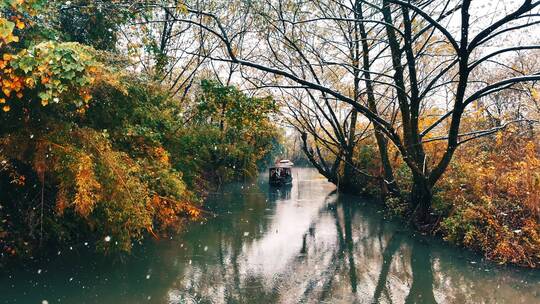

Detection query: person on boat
xmin=283 ymin=169 xmax=291 ymax=178
xmin=271 ymin=168 xmax=279 ymax=179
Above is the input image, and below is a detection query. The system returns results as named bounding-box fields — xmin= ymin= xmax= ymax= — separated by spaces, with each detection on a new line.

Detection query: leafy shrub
xmin=442 ymin=200 xmax=540 ymax=267
xmin=385 ymin=196 xmax=409 ymax=218
xmin=439 ymin=131 xmax=540 ymax=267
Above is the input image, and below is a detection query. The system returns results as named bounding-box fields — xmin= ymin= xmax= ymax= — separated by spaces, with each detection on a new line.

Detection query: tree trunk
xmin=410 ymin=174 xmax=432 ymax=226
xmin=340 ymin=153 xmax=358 ymax=193
xmin=374 ymin=130 xmax=401 ymax=197
xmin=356 ymin=0 xmax=401 ymax=199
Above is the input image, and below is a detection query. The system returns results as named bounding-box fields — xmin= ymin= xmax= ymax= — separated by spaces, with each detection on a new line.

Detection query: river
xmin=1 ymin=168 xmax=539 ymax=303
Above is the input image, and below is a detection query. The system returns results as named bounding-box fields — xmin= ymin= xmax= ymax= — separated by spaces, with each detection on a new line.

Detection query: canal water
xmin=1 ymin=168 xmax=539 ymax=303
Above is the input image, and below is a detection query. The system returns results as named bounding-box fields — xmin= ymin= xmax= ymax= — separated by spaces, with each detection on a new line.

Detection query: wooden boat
xmin=269 ymin=160 xmax=294 ymax=186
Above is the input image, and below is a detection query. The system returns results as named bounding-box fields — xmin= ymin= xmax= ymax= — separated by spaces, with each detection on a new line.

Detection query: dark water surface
xmin=1 ymin=168 xmax=539 ymax=304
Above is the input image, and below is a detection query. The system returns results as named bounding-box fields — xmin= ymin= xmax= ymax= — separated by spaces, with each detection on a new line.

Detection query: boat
xmin=269 ymin=160 xmax=294 ymax=186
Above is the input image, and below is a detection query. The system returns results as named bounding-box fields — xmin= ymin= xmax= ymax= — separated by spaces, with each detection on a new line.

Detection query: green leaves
xmin=196 ymin=79 xmax=277 ymax=131
xmin=0 ymin=0 xmax=47 ymax=17
xmin=0 ymin=18 xmax=14 ymax=39
xmin=10 ymin=52 xmax=35 ymax=73
xmin=37 ymin=90 xmax=51 ymax=101
xmin=171 ymin=79 xmax=281 ymax=185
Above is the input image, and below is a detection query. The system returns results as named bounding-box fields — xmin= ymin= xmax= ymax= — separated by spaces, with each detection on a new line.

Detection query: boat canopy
xmin=272 ymin=160 xmax=294 ymax=168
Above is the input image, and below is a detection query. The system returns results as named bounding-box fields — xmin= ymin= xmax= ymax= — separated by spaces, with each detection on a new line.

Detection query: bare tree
xmin=170 ymin=0 xmax=540 ymax=225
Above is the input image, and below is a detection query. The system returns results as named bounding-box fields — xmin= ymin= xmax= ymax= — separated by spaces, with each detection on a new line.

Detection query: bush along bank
xmin=378 ymin=129 xmax=540 ymax=268
xmin=0 ymin=75 xmax=281 ymax=264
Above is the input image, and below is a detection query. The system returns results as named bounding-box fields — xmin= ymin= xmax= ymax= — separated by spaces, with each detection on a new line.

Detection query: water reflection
xmin=268 ymin=184 xmax=292 ymax=201
xmin=1 ymin=168 xmax=539 ymax=304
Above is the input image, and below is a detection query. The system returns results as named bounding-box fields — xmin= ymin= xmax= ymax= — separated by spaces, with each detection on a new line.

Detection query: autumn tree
xmin=0 ymin=0 xmax=205 ymax=256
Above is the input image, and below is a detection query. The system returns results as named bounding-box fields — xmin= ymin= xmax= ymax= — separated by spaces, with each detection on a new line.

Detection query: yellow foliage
xmin=532 ymin=88 xmax=540 ymax=101
xmin=73 ymin=154 xmax=101 ymax=217
xmin=55 ymin=185 xmax=68 ymax=216
xmin=15 ymin=20 xmax=24 ymax=30
xmin=440 ymin=128 xmax=540 ymax=267
xmin=153 ymin=146 xmax=170 ymax=165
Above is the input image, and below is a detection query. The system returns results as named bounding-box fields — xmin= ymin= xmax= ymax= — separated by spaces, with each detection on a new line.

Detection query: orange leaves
xmin=186 ymin=206 xmax=201 ymax=218
xmin=12 ymin=0 xmax=25 ymax=6
xmin=7 ymin=171 xmax=25 ymax=186
xmin=73 ymin=154 xmax=101 ymax=217
xmin=55 ymin=185 xmax=68 ymax=216
xmin=28 ymin=136 xmax=103 ymax=218
xmin=440 ymin=128 xmax=540 ymax=267
xmin=23 ymin=76 xmax=34 ymax=87
xmin=150 ymin=195 xmax=181 ymax=230
xmin=153 ymin=146 xmax=170 ymax=165
xmin=522 ymin=141 xmax=540 ymax=214
xmin=0 ymin=14 xmax=27 ymax=105
xmin=36 ymin=63 xmax=47 ymax=73
xmin=495 ymin=132 xmax=505 ymax=148
xmin=452 ymin=137 xmax=539 ymax=213
xmin=81 ymin=90 xmax=92 ymax=103
xmin=150 ymin=194 xmax=202 ymax=232
xmin=88 ymin=66 xmax=98 ymax=74
xmin=15 ymin=20 xmax=24 ymax=30
xmin=2 ymin=75 xmax=24 ymax=95
xmin=13 ymin=174 xmax=25 ymax=185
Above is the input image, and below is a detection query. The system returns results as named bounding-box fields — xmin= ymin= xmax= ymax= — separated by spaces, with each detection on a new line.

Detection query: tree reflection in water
xmin=1 ymin=169 xmax=539 ymax=304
